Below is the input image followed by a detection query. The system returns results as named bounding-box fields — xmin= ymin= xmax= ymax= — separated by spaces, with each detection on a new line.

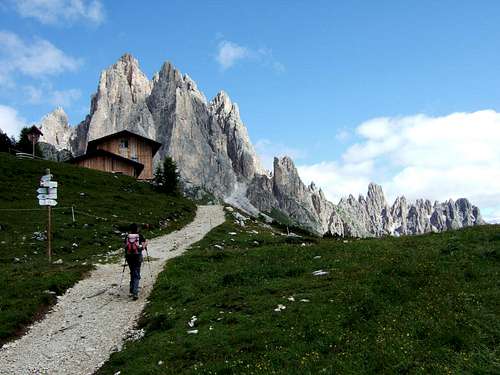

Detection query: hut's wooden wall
xmin=94 ymin=135 xmax=153 ymax=179
xmin=74 ymin=155 xmax=137 ymax=177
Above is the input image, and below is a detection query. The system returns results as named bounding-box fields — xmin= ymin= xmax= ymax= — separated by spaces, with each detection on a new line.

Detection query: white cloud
xmin=298 ymin=160 xmax=374 ymax=202
xmin=0 ymin=105 xmax=27 ymax=138
xmin=0 ymin=31 xmax=82 ymax=84
xmin=215 ymin=40 xmax=284 ymax=72
xmin=25 ymin=84 xmax=81 ymax=107
xmin=12 ymin=0 xmax=104 ymax=25
xmin=297 ymin=110 xmax=500 ymax=222
xmin=255 ymin=138 xmax=306 ymax=171
xmin=216 ymin=41 xmax=250 ymax=70
xmin=335 ymin=129 xmax=351 ymax=142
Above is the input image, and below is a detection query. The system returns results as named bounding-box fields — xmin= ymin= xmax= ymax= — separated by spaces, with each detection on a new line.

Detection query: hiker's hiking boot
xmin=132 ymin=294 xmax=139 ymax=300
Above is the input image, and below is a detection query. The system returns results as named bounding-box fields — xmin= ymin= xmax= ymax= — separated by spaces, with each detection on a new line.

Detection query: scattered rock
xmin=233 ymin=212 xmax=248 ymax=222
xmin=274 ymin=304 xmax=286 ymax=312
xmin=32 ymin=231 xmax=47 ymax=241
xmin=313 ymin=255 xmax=321 ymax=259
xmin=124 ymin=328 xmax=145 ymax=342
xmin=214 ymin=244 xmax=223 ymax=250
xmin=312 ymin=270 xmax=328 ymax=276
xmin=224 ymin=206 xmax=234 ymax=212
xmin=187 ymin=330 xmax=198 ymax=334
xmin=187 ymin=316 xmax=197 ymax=328
xmin=53 ymin=259 xmax=63 ymax=265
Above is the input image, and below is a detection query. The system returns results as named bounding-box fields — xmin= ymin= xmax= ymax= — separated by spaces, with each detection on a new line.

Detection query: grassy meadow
xmin=98 ymin=214 xmax=500 ymax=374
xmin=0 ymin=153 xmax=195 ymax=344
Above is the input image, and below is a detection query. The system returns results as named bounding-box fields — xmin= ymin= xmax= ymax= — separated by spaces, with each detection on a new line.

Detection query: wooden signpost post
xmin=38 ymin=169 xmax=58 ymax=262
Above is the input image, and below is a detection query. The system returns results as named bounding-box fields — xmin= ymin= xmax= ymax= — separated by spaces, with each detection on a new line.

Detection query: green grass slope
xmin=98 ymin=214 xmax=500 ymax=374
xmin=0 ymin=153 xmax=195 ymax=344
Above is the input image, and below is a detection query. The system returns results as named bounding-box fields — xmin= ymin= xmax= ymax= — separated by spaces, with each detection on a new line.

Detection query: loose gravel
xmin=0 ymin=205 xmax=225 ymax=375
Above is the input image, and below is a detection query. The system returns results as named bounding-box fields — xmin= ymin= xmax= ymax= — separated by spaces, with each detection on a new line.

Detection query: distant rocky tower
xmin=38 ymin=54 xmax=485 ymax=236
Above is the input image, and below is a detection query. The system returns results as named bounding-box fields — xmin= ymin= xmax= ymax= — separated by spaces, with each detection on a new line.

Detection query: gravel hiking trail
xmin=0 ymin=205 xmax=225 ymax=375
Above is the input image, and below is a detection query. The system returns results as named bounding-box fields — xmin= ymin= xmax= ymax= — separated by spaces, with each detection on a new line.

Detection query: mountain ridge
xmin=38 ymin=53 xmax=485 ymax=236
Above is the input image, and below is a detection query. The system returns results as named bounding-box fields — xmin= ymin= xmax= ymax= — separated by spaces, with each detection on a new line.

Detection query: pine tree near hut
xmin=154 ymin=156 xmax=180 ymax=195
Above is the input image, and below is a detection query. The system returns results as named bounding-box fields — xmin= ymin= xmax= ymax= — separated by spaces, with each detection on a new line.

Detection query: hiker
xmin=124 ymin=223 xmax=147 ymax=300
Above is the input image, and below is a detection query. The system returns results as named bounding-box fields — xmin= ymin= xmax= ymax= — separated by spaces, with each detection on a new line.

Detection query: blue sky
xmin=1 ymin=1 xmax=500 ymax=221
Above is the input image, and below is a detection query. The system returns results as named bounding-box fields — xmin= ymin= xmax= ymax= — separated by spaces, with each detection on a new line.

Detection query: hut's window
xmin=120 ymin=139 xmax=128 ymax=148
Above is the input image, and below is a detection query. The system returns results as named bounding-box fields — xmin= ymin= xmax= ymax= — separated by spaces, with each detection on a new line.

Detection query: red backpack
xmin=125 ymin=233 xmax=141 ymax=254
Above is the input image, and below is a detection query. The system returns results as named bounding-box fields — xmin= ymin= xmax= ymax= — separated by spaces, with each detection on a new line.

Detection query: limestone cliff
xmin=37 ymin=54 xmax=485 ymax=237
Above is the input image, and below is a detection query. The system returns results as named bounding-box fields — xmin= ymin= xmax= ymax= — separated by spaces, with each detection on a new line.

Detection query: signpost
xmin=38 ymin=169 xmax=58 ymax=262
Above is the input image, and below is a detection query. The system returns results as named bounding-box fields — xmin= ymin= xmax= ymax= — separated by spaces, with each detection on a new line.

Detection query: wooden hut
xmin=71 ymin=130 xmax=162 ymax=179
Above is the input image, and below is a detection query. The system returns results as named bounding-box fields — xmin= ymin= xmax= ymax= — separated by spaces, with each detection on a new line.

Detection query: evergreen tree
xmin=154 ymin=156 xmax=180 ymax=195
xmin=0 ymin=130 xmax=14 ymax=153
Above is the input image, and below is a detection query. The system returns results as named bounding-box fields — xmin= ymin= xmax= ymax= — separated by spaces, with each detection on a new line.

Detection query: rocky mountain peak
xmin=52 ymin=106 xmax=68 ymax=119
xmin=273 ymin=156 xmax=306 ymax=202
xmin=274 ymin=156 xmax=296 ymax=173
xmin=210 ymin=91 xmax=238 ymax=117
xmin=37 ymin=54 xmax=486 ymax=238
xmin=85 ymin=53 xmax=155 ymax=143
xmin=119 ymin=52 xmax=137 ymax=65
xmin=159 ymin=60 xmax=176 ymax=76
xmin=367 ymin=182 xmax=387 ymax=204
xmin=39 ymin=107 xmax=71 ymax=150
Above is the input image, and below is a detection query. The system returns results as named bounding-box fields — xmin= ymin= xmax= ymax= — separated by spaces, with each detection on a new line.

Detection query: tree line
xmin=0 ymin=127 xmax=42 ymax=156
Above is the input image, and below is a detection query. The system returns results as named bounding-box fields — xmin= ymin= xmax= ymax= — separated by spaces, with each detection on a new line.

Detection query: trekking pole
xmin=118 ymin=252 xmax=127 ymax=290
xmin=144 ymin=247 xmax=154 ymax=283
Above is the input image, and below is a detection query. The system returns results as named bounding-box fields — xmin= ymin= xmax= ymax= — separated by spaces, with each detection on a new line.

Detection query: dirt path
xmin=0 ymin=205 xmax=225 ymax=375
